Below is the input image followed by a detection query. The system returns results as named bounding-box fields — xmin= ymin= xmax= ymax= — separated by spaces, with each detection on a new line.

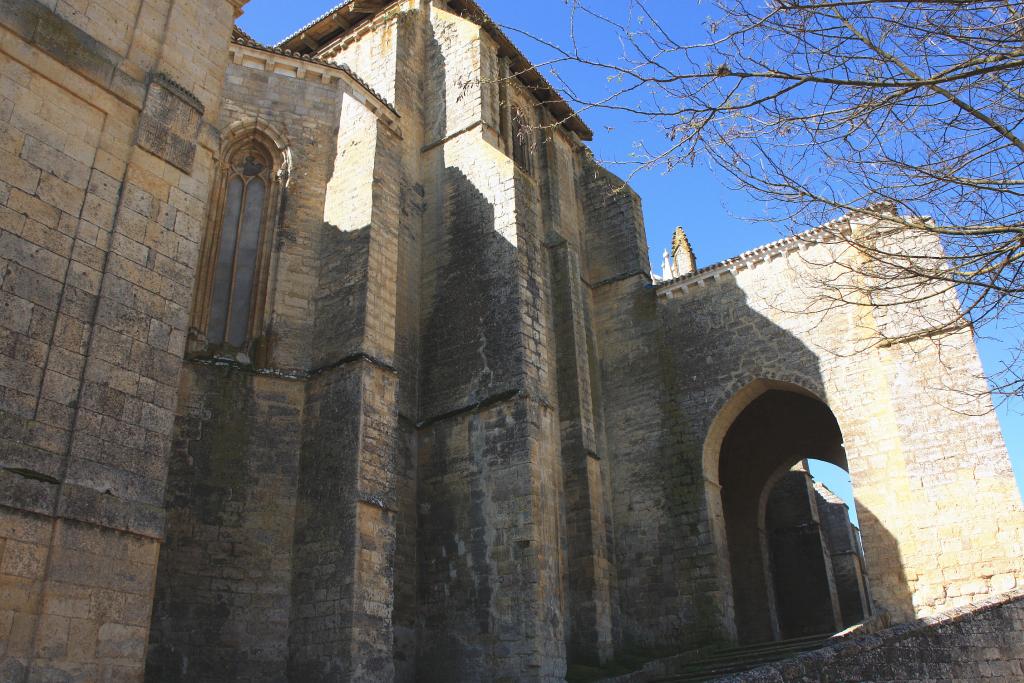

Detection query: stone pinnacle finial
xmin=671 ymin=227 xmax=697 ymax=277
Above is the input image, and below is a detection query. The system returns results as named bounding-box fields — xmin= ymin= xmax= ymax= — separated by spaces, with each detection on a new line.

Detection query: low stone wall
xmin=724 ymin=588 xmax=1024 ymax=681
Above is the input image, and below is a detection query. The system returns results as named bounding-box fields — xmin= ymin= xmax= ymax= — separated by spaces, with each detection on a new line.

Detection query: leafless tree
xmin=499 ymin=0 xmax=1024 ymax=399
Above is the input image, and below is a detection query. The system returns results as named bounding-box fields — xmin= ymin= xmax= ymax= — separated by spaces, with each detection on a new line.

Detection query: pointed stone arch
xmin=702 ymin=375 xmax=827 ymax=489
xmin=702 ymin=376 xmax=856 ymax=643
xmin=220 ymin=117 xmax=292 ymax=173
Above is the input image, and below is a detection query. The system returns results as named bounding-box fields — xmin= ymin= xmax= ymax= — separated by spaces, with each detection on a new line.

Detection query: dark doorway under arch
xmin=763 ymin=461 xmax=871 ymax=640
xmin=716 ymin=388 xmax=868 ymax=643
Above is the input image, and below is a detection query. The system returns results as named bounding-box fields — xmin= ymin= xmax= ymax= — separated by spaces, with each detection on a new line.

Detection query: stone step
xmin=650 ymin=634 xmax=834 ymax=682
xmin=706 ymin=632 xmax=832 ymax=658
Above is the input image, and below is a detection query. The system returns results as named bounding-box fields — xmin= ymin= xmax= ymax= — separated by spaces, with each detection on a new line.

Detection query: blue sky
xmin=237 ymin=0 xmax=1023 ymax=517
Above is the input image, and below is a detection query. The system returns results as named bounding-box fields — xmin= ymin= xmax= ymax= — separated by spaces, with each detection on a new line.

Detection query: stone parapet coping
xmin=655 ymin=219 xmax=854 ymax=299
xmin=655 ymin=204 xmax=920 ymax=299
xmin=229 ymin=38 xmax=402 ymax=137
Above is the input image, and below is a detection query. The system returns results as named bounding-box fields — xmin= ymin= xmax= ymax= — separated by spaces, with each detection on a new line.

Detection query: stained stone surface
xmin=135 ymin=74 xmax=204 ymax=173
xmin=0 ymin=1 xmax=1022 ymax=682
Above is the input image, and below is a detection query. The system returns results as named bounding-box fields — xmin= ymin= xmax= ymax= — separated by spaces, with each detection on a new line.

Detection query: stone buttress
xmin=2 ymin=1 xmax=1024 ymax=682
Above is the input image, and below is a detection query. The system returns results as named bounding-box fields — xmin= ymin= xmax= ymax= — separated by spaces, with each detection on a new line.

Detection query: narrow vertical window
xmin=511 ymin=107 xmax=532 ymax=172
xmin=207 ymin=150 xmax=270 ymax=347
xmin=191 ymin=129 xmax=287 ymax=360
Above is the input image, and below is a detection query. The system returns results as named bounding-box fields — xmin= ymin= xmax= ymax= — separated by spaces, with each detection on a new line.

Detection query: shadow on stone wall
xmin=418 ymin=167 xmax=522 ymax=416
xmin=415 ymin=163 xmax=530 ymax=680
xmin=313 ymin=224 xmax=372 ymax=367
xmin=288 ymin=362 xmax=369 ymax=681
xmin=150 ymin=208 xmax=377 ymax=682
xmin=288 ymin=122 xmax=395 ymax=676
xmin=612 ymin=273 xmax=917 ymax=654
xmin=413 ymin=19 xmax=572 ymax=678
xmin=147 ymin=366 xmax=303 ymax=683
xmin=719 ymin=390 xmax=848 ymax=643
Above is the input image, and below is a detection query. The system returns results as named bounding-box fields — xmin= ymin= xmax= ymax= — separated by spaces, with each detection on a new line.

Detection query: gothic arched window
xmin=190 ymin=126 xmax=288 ymax=359
xmin=511 ymin=107 xmax=533 ymax=172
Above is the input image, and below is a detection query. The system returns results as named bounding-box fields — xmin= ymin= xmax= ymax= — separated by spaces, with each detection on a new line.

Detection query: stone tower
xmin=0 ymin=1 xmax=1022 ymax=682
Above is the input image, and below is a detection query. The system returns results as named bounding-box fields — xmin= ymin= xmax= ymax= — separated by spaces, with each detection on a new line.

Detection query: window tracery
xmin=189 ymin=126 xmax=288 ymax=361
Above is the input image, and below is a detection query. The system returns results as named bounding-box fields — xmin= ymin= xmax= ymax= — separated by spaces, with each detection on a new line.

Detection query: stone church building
xmin=1 ymin=0 xmax=1023 ymax=681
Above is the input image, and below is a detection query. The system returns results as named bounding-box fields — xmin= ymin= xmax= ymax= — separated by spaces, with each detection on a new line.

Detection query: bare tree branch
xmin=501 ymin=0 xmax=1024 ymax=399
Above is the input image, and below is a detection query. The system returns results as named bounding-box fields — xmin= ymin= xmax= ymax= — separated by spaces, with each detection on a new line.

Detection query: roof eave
xmin=275 ymin=0 xmax=593 ymax=142
xmin=447 ymin=0 xmax=593 ymax=141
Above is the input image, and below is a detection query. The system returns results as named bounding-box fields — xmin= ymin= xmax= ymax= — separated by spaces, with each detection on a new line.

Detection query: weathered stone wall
xmin=392 ymin=2 xmax=636 ymax=677
xmin=529 ymin=71 xmax=619 ymax=668
xmin=724 ymin=589 xmax=1024 ymax=681
xmin=548 ymin=236 xmax=614 ymax=664
xmin=289 ymin=361 xmax=400 ymax=681
xmin=326 ymin=8 xmax=425 ymax=680
xmin=0 ymin=0 xmax=243 ymax=679
xmin=652 ymin=232 xmax=1024 ymax=640
xmin=414 ymin=5 xmax=569 ymax=679
xmin=315 ymin=5 xmax=429 ymax=680
xmin=146 ymin=8 xmax=416 ymax=680
xmin=7 ymin=1 xmax=1024 ymax=681
xmin=146 ymin=368 xmax=303 ymax=682
xmin=580 ymin=158 xmax=734 ymax=656
xmin=315 ymin=93 xmax=374 ymax=366
xmin=144 ymin=50 xmax=344 ymax=682
xmin=288 ymin=72 xmax=408 ymax=673
xmin=815 ymin=483 xmax=871 ymax=626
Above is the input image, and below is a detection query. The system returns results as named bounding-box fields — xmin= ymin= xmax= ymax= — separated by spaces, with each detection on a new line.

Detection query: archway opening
xmin=714 ymin=388 xmax=871 ymax=644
